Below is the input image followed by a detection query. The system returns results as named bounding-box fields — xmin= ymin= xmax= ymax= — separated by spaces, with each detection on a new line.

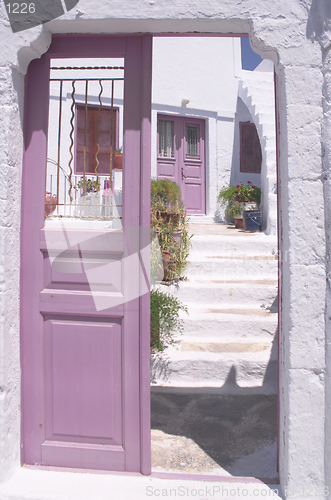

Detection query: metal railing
xmin=46 ymin=65 xmax=124 ymax=220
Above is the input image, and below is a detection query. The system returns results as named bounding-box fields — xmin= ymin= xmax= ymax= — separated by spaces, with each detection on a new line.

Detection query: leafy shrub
xmin=150 ymin=288 xmax=188 ymax=352
xmin=151 ymin=178 xmax=183 ymax=211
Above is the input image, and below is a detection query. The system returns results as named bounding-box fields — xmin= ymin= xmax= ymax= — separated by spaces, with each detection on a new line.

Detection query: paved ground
xmin=151 ymin=390 xmax=277 ymax=479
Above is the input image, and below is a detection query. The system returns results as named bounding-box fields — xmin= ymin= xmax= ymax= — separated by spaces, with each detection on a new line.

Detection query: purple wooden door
xmin=157 ymin=114 xmax=206 ymax=215
xmin=21 ymin=35 xmax=152 ymax=473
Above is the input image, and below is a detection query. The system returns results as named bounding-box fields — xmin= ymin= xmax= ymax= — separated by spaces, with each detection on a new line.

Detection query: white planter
xmin=242 ymin=202 xmax=258 ymax=211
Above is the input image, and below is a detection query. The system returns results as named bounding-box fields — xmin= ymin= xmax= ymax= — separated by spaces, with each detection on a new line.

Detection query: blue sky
xmin=241 ymin=38 xmax=263 ymax=70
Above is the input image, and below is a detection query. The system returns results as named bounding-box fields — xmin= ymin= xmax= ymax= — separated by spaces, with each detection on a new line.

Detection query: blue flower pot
xmin=243 ymin=209 xmax=261 ymax=232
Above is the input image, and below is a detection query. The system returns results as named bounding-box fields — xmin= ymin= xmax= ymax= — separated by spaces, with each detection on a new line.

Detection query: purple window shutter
xmin=75 ymin=105 xmax=118 ymax=175
xmin=239 ymin=121 xmax=262 ymax=173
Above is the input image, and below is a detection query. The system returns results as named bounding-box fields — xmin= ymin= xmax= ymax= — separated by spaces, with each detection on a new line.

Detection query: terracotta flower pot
xmin=234 ymin=218 xmax=244 ymax=229
xmin=156 ymin=210 xmax=180 ymax=226
xmin=45 ymin=192 xmax=57 ymax=217
xmin=113 ymin=153 xmax=123 ymax=169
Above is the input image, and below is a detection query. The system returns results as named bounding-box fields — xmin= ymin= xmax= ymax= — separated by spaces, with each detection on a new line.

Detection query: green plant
xmin=218 ymin=184 xmax=237 ymax=205
xmin=115 ymin=147 xmax=122 ymax=154
xmin=218 ymin=181 xmax=261 ymax=219
xmin=226 ymin=200 xmax=244 ymax=219
xmin=150 ymin=288 xmax=188 ymax=352
xmin=151 ymin=178 xmax=192 ymax=280
xmin=151 ymin=178 xmax=183 ymax=211
xmin=233 ymin=181 xmax=261 ymax=205
xmin=77 ymin=177 xmax=100 ymax=193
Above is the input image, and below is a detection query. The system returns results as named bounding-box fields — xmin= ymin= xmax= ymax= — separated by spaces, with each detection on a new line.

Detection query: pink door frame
xmin=157 ymin=114 xmax=206 ymax=215
xmin=21 ymin=34 xmax=152 ymax=474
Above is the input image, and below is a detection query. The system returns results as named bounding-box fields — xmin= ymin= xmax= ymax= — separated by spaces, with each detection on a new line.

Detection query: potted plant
xmin=151 ymin=178 xmax=192 ymax=281
xmin=77 ymin=177 xmax=100 ymax=216
xmin=236 ymin=181 xmax=262 ymax=232
xmin=150 ymin=288 xmax=188 ymax=352
xmin=218 ymin=181 xmax=261 ymax=229
xmin=113 ymin=147 xmax=123 ymax=169
xmin=151 ymin=178 xmax=183 ymax=224
xmin=77 ymin=177 xmax=100 ymax=194
xmin=227 ymin=199 xmax=245 ymax=229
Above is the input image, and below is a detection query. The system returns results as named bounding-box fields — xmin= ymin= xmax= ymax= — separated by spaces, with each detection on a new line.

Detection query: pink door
xmin=157 ymin=114 xmax=206 ymax=215
xmin=21 ymin=35 xmax=152 ymax=473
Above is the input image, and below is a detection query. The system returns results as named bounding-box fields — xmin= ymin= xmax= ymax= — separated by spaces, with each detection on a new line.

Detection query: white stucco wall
xmin=47 ymin=38 xmax=243 ymax=218
xmin=152 ymin=37 xmax=240 ymax=216
xmin=0 ymin=0 xmax=329 ymax=499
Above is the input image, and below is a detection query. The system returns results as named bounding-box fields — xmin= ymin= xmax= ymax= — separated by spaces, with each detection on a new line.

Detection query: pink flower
xmin=235 ymin=190 xmax=238 ymax=193
xmin=247 ymin=180 xmax=252 ymax=184
xmin=252 ymin=185 xmax=256 ymax=189
xmin=236 ymin=184 xmax=241 ymax=188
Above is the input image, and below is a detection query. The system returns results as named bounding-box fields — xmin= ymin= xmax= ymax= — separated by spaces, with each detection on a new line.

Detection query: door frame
xmin=20 ymin=32 xmax=280 ymax=479
xmin=21 ymin=34 xmax=152 ymax=474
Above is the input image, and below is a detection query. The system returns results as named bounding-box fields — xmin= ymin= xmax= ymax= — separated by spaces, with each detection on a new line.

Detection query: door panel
xmin=44 ymin=319 xmax=122 ymax=443
xmin=157 ymin=117 xmax=179 ymax=185
xmin=181 ymin=119 xmax=205 ymax=215
xmin=157 ymin=114 xmax=205 ymax=215
xmin=21 ymin=35 xmax=152 ymax=473
xmin=183 ymin=182 xmax=203 ymax=212
xmin=157 ymin=158 xmax=177 ymax=181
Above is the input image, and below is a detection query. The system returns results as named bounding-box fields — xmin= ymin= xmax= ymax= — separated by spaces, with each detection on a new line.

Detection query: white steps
xmin=186 ymin=257 xmax=277 ymax=279
xmin=169 ymin=282 xmax=277 ymax=306
xmin=151 ymin=223 xmax=278 ymax=394
xmin=182 ymin=313 xmax=277 ymax=339
xmin=151 ymin=337 xmax=278 ymax=393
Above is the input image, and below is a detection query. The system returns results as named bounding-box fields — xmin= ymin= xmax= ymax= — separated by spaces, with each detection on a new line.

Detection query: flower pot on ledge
xmin=45 ymin=192 xmax=57 ymax=217
xmin=113 ymin=153 xmax=123 ymax=169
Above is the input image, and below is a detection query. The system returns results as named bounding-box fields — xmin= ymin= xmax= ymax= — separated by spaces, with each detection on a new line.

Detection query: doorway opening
xmin=150 ymin=35 xmax=278 ymax=480
xmin=21 ymin=32 xmax=279 ymax=479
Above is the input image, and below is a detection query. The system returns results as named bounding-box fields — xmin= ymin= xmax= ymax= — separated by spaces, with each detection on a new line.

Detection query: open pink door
xmin=21 ymin=35 xmax=152 ymax=473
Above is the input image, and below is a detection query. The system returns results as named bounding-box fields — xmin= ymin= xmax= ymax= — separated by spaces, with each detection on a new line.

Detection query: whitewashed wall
xmin=47 ymin=37 xmax=271 ymax=220
xmin=152 ymin=37 xmax=240 ymax=217
xmin=0 ymin=0 xmax=329 ymax=499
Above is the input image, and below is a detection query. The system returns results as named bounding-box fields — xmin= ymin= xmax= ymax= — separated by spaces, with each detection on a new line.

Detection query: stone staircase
xmin=151 ymin=220 xmax=278 ymax=394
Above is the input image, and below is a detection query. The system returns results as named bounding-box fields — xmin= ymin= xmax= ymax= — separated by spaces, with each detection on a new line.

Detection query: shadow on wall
xmin=306 ymin=0 xmax=331 ymax=43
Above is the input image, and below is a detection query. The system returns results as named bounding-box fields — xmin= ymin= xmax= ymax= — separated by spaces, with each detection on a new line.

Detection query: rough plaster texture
xmin=0 ymin=0 xmax=330 ymax=499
